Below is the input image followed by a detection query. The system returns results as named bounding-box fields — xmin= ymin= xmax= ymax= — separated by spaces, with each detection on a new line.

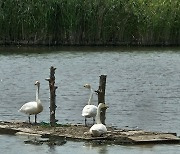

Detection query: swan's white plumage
xmin=82 ymin=105 xmax=97 ymax=118
xmin=82 ymin=84 xmax=97 ymax=126
xmin=19 ymin=100 xmax=43 ymax=115
xmin=19 ymin=81 xmax=43 ymax=123
xmin=90 ymin=124 xmax=107 ymax=137
xmin=89 ymin=103 xmax=108 ymax=137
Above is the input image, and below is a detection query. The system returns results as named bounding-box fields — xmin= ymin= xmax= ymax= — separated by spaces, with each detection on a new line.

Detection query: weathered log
xmin=45 ymin=66 xmax=58 ymax=126
xmin=96 ymin=75 xmax=107 ymax=124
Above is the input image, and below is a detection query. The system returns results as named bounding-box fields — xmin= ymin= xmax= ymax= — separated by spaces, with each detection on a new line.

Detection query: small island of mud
xmin=0 ymin=121 xmax=180 ymax=145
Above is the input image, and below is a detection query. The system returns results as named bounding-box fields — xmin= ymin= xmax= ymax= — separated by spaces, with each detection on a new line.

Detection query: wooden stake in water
xmin=96 ymin=75 xmax=107 ymax=125
xmin=45 ymin=66 xmax=58 ymax=126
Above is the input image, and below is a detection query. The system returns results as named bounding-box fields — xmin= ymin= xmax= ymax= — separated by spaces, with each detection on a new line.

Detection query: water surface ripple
xmin=0 ymin=47 xmax=180 ymax=154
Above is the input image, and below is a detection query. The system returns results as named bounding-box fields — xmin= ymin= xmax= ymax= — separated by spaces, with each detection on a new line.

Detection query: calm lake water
xmin=0 ymin=46 xmax=180 ymax=153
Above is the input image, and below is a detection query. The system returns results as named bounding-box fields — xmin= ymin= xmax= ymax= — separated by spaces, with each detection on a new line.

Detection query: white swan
xmin=89 ymin=103 xmax=108 ymax=137
xmin=19 ymin=81 xmax=43 ymax=123
xmin=82 ymin=84 xmax=97 ymax=126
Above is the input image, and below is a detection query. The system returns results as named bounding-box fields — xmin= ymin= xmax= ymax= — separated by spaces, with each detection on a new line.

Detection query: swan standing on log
xmin=19 ymin=81 xmax=43 ymax=123
xmin=89 ymin=103 xmax=108 ymax=137
xmin=82 ymin=84 xmax=97 ymax=126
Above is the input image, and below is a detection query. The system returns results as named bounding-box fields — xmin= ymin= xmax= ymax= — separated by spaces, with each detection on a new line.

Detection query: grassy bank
xmin=0 ymin=0 xmax=179 ymax=46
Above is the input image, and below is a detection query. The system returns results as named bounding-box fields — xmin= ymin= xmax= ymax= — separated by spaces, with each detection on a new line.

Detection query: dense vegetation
xmin=0 ymin=0 xmax=179 ymax=46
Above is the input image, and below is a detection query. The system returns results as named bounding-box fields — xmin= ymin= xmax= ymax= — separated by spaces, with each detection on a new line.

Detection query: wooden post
xmin=96 ymin=75 xmax=107 ymax=125
xmin=45 ymin=66 xmax=58 ymax=127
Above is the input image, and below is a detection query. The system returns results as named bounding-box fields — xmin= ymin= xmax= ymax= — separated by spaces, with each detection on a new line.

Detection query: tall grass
xmin=0 ymin=0 xmax=179 ymax=45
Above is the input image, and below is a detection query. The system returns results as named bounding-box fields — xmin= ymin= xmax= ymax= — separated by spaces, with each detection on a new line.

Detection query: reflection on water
xmin=1 ymin=134 xmax=180 ymax=154
xmin=84 ymin=142 xmax=108 ymax=154
xmin=0 ymin=46 xmax=180 ymax=154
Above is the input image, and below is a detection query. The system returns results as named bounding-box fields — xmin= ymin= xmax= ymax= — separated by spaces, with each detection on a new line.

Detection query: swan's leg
xmin=35 ymin=114 xmax=37 ymax=123
xmin=93 ymin=117 xmax=95 ymax=124
xmin=28 ymin=115 xmax=30 ymax=123
xmin=85 ymin=118 xmax=87 ymax=126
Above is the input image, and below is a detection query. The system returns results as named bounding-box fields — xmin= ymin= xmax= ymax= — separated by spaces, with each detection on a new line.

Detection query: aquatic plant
xmin=0 ymin=0 xmax=179 ymax=45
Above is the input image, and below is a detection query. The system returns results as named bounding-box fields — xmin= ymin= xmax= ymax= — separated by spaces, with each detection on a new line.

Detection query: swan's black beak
xmin=84 ymin=84 xmax=91 ymax=89
xmin=35 ymin=81 xmax=40 ymax=86
xmin=102 ymin=104 xmax=109 ymax=109
xmin=94 ymin=90 xmax=98 ymax=95
xmin=104 ymin=104 xmax=109 ymax=109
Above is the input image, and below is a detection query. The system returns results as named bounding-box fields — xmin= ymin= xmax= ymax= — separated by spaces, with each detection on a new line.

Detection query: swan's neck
xmin=96 ymin=105 xmax=102 ymax=124
xmin=87 ymin=88 xmax=94 ymax=105
xmin=36 ymin=85 xmax=40 ymax=101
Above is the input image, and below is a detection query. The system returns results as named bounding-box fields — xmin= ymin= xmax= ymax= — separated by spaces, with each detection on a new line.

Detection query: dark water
xmin=1 ymin=134 xmax=180 ymax=154
xmin=0 ymin=46 xmax=180 ymax=153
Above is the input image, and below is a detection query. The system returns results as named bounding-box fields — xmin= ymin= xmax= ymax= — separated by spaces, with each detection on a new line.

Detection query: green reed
xmin=0 ymin=0 xmax=179 ymax=45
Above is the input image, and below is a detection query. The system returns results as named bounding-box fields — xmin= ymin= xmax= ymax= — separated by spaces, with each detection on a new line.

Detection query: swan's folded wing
xmin=19 ymin=101 xmax=38 ymax=114
xmin=90 ymin=124 xmax=107 ymax=136
xmin=82 ymin=105 xmax=97 ymax=117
